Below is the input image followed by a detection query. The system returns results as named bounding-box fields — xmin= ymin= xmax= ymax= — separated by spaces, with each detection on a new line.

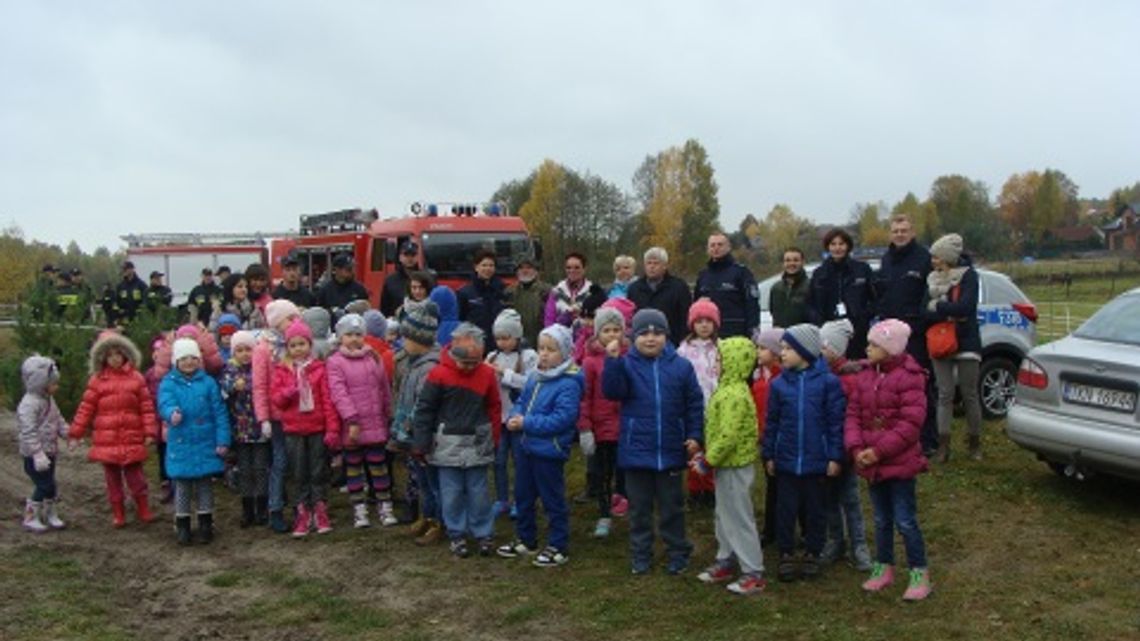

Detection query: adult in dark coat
xmin=769 ymin=247 xmax=811 ymax=328
xmin=626 ymin=246 xmax=692 ymax=347
xmin=114 ymin=261 xmax=149 ymax=324
xmin=315 ymin=253 xmax=369 ymax=321
xmin=380 ymin=241 xmax=420 ymax=318
xmin=272 ymin=255 xmax=316 ymax=308
xmin=145 ymin=271 xmax=173 ymax=311
xmin=188 ymin=268 xmax=222 ymax=326
xmin=807 ymin=229 xmax=876 ymax=360
xmin=504 ymin=258 xmax=551 ymax=350
xmin=457 ymin=249 xmax=507 ymax=352
xmin=694 ymin=233 xmax=758 ymax=339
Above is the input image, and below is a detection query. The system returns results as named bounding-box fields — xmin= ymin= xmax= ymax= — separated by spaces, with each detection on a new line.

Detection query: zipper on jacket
xmin=520 ymin=380 xmax=542 ymax=449
xmin=797 ymin=373 xmax=805 ymax=475
xmin=654 ymin=359 xmax=662 ymax=471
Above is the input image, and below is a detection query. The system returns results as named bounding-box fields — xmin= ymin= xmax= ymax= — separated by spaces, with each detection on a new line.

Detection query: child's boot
xmin=270 ymin=509 xmax=289 ymax=534
xmin=378 ymin=501 xmax=398 ymax=527
xmin=313 ymin=501 xmax=333 ymax=534
xmin=22 ymin=499 xmax=48 ymax=533
xmin=255 ymin=496 xmax=269 ymax=525
xmin=175 ymin=516 xmax=193 ymax=546
xmin=415 ymin=519 xmax=443 ymax=546
xmin=134 ymin=494 xmax=156 ymax=524
xmin=291 ymin=504 xmax=311 ymax=538
xmin=902 ymin=568 xmax=933 ymax=601
xmin=852 ymin=543 xmax=873 ymax=572
xmin=42 ymin=498 xmax=66 ymax=529
xmin=110 ymin=500 xmax=127 ymax=528
xmin=862 ymin=562 xmax=895 ymax=592
xmin=593 ymin=517 xmax=612 ymax=538
xmin=353 ymin=503 xmax=371 ymax=529
xmin=197 ymin=513 xmax=214 ymax=544
xmin=240 ymin=498 xmax=255 ymax=528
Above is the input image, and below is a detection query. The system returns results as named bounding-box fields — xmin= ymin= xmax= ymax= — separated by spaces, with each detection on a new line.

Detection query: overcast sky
xmin=2 ymin=1 xmax=1138 ymax=252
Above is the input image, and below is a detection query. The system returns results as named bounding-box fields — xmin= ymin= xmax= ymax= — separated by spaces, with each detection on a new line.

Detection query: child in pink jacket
xmin=326 ymin=314 xmax=395 ymax=529
xmin=272 ymin=318 xmax=339 ymax=537
xmin=844 ymin=319 xmax=931 ymax=601
xmin=254 ymin=299 xmax=302 ymax=533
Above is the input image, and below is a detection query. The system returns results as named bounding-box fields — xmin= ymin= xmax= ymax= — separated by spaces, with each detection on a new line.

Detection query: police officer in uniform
xmin=694 ymin=232 xmax=759 ymax=339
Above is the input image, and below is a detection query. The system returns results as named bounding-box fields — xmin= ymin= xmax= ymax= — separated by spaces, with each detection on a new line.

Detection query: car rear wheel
xmin=979 ymin=356 xmax=1017 ymax=419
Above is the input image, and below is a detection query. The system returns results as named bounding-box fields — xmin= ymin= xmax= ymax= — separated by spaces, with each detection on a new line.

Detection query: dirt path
xmin=0 ymin=409 xmax=574 ymax=641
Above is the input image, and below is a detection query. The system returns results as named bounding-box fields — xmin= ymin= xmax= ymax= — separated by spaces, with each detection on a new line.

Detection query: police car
xmin=758 ymin=262 xmax=1037 ymax=419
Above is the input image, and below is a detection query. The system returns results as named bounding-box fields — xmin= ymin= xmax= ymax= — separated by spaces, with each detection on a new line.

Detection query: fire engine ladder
xmin=120 ymin=232 xmax=294 ymax=247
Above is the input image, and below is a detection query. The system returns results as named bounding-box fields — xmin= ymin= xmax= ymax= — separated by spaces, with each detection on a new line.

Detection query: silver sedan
xmin=1006 ymin=288 xmax=1140 ymax=481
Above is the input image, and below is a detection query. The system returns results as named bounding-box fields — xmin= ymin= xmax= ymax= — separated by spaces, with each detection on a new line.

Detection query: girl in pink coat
xmin=272 ymin=319 xmax=340 ymax=537
xmin=326 ymin=314 xmax=395 ymax=529
xmin=844 ymin=319 xmax=931 ymax=601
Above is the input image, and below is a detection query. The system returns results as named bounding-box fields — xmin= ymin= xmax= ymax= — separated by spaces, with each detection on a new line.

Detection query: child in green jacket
xmin=696 ymin=336 xmax=766 ymax=596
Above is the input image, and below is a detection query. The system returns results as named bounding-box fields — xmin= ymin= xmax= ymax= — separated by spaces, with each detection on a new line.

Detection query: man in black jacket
xmin=457 ymin=249 xmax=506 ymax=352
xmin=187 ymin=268 xmax=222 ymax=326
xmin=113 ymin=261 xmax=148 ymax=324
xmin=627 ymin=246 xmax=692 ymax=347
xmin=694 ymin=233 xmax=758 ymax=339
xmin=145 ymin=271 xmax=173 ymax=311
xmin=381 ymin=241 xmax=419 ymax=317
xmin=769 ymin=247 xmax=811 ymax=328
xmin=316 ymin=253 xmax=369 ymax=320
xmin=272 ymin=255 xmax=316 ymax=308
xmin=807 ymin=229 xmax=875 ymax=359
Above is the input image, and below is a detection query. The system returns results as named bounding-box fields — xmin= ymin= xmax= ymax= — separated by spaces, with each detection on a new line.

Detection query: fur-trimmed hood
xmin=89 ymin=331 xmax=142 ymax=374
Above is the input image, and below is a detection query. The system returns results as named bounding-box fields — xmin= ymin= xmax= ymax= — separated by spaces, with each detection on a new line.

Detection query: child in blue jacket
xmin=159 ymin=339 xmax=231 ymax=546
xmin=497 ymin=324 xmax=584 ymax=567
xmin=603 ymin=309 xmax=704 ymax=575
xmin=761 ymin=324 xmax=845 ymax=582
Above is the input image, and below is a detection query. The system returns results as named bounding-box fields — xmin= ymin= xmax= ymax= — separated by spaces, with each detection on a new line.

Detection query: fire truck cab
xmin=275 ymin=203 xmax=539 ymax=309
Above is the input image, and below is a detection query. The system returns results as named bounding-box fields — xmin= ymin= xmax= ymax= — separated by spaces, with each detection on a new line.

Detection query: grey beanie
xmin=362 ymin=310 xmax=387 ymax=339
xmin=783 ymin=323 xmax=822 ymax=362
xmin=400 ymin=301 xmax=440 ymax=346
xmin=931 ymin=233 xmax=964 ymax=265
xmin=335 ymin=313 xmax=367 ymax=336
xmin=594 ymin=307 xmax=625 ymax=334
xmin=631 ymin=308 xmax=669 ymax=338
xmin=492 ymin=309 xmax=524 ymax=339
xmin=819 ymin=319 xmax=854 ymax=357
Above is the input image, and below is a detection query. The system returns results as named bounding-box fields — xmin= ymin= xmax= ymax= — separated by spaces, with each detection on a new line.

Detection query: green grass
xmin=0 ymin=548 xmax=130 ymax=641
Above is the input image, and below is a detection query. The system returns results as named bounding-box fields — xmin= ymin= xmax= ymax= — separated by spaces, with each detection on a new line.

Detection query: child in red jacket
xmin=578 ymin=304 xmax=630 ymax=538
xmin=272 ymin=319 xmax=340 ymax=538
xmin=845 ymin=319 xmax=931 ymax=601
xmin=750 ymin=327 xmax=783 ymax=547
xmin=69 ymin=331 xmax=159 ymax=528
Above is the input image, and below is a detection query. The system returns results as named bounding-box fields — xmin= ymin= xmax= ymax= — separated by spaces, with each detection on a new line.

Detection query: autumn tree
xmin=929 ymin=175 xmax=1009 ymax=259
xmin=850 ymin=201 xmax=891 ymax=247
xmin=999 ymin=168 xmax=1080 ymax=252
xmin=637 ymin=139 xmax=722 ymax=277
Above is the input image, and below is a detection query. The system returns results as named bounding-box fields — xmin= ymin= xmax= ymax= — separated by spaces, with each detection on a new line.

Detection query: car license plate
xmin=1062 ymin=383 xmax=1138 ymax=413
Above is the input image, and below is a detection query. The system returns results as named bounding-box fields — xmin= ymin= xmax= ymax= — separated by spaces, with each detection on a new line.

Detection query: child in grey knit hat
xmin=487 ymin=309 xmax=538 ymax=519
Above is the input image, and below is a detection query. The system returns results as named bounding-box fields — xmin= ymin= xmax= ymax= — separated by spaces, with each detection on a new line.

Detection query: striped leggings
xmin=344 ymin=445 xmax=391 ymax=504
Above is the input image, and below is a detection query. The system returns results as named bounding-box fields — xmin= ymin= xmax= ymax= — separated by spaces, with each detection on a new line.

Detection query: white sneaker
xmin=22 ymin=500 xmax=48 ymax=534
xmin=42 ymin=499 xmax=66 ymax=529
xmin=352 ymin=503 xmax=371 ymax=529
xmin=378 ymin=501 xmax=398 ymax=527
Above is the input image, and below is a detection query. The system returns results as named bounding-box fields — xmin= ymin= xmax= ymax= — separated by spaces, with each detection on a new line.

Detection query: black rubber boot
xmin=176 ymin=516 xmax=193 ymax=546
xmin=255 ymin=496 xmax=269 ymax=526
xmin=198 ymin=513 xmax=214 ymax=545
xmin=240 ymin=498 xmax=255 ymax=529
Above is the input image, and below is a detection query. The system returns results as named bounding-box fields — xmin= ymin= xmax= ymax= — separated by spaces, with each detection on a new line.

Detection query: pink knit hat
xmin=231 ymin=330 xmax=257 ymax=351
xmin=868 ymin=319 xmax=912 ymax=357
xmin=266 ymin=300 xmax=301 ymax=330
xmin=285 ymin=318 xmax=312 ymax=343
xmin=687 ymin=297 xmax=721 ymax=330
xmin=175 ymin=324 xmax=201 ymax=339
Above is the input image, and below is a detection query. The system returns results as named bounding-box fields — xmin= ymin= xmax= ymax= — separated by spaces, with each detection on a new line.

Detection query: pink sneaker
xmin=313 ymin=501 xmax=333 ymax=534
xmin=902 ymin=568 xmax=933 ymax=601
xmin=292 ymin=505 xmax=311 ymax=538
xmin=862 ymin=563 xmax=894 ymax=592
xmin=611 ymin=494 xmax=629 ymax=518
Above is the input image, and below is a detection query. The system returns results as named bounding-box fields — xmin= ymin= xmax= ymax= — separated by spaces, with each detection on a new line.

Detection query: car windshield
xmin=1073 ymin=293 xmax=1140 ymax=346
xmin=421 ymin=232 xmax=532 ymax=278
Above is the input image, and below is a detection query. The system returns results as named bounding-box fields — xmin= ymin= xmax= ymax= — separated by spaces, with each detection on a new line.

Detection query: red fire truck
xmin=272 ymin=203 xmax=540 ymax=309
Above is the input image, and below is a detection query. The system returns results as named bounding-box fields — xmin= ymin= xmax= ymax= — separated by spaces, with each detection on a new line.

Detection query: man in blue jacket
xmin=603 ymin=309 xmax=704 ymax=575
xmin=694 ymin=233 xmax=759 ymax=339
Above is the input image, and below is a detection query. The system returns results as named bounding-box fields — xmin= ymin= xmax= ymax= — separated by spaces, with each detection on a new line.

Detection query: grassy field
xmin=2 ymin=419 xmax=1138 ymax=641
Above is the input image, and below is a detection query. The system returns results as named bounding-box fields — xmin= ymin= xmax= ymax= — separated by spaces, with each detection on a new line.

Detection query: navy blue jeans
xmin=514 ymin=449 xmax=569 ymax=553
xmin=24 ymin=456 xmax=58 ymax=501
xmin=868 ymin=478 xmax=928 ymax=568
xmin=776 ymin=473 xmax=826 ymax=557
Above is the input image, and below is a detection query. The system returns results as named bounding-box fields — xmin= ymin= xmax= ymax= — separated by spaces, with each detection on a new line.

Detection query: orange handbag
xmin=926 ymin=285 xmax=959 ymax=359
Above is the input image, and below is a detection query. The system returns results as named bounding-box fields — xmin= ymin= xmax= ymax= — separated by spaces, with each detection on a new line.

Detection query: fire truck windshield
xmin=421 ymin=232 xmax=532 ymax=278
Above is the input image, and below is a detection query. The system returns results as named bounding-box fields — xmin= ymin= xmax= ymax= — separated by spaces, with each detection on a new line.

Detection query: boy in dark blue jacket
xmin=762 ymin=324 xmax=845 ymax=582
xmin=603 ymin=309 xmax=704 ymax=575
